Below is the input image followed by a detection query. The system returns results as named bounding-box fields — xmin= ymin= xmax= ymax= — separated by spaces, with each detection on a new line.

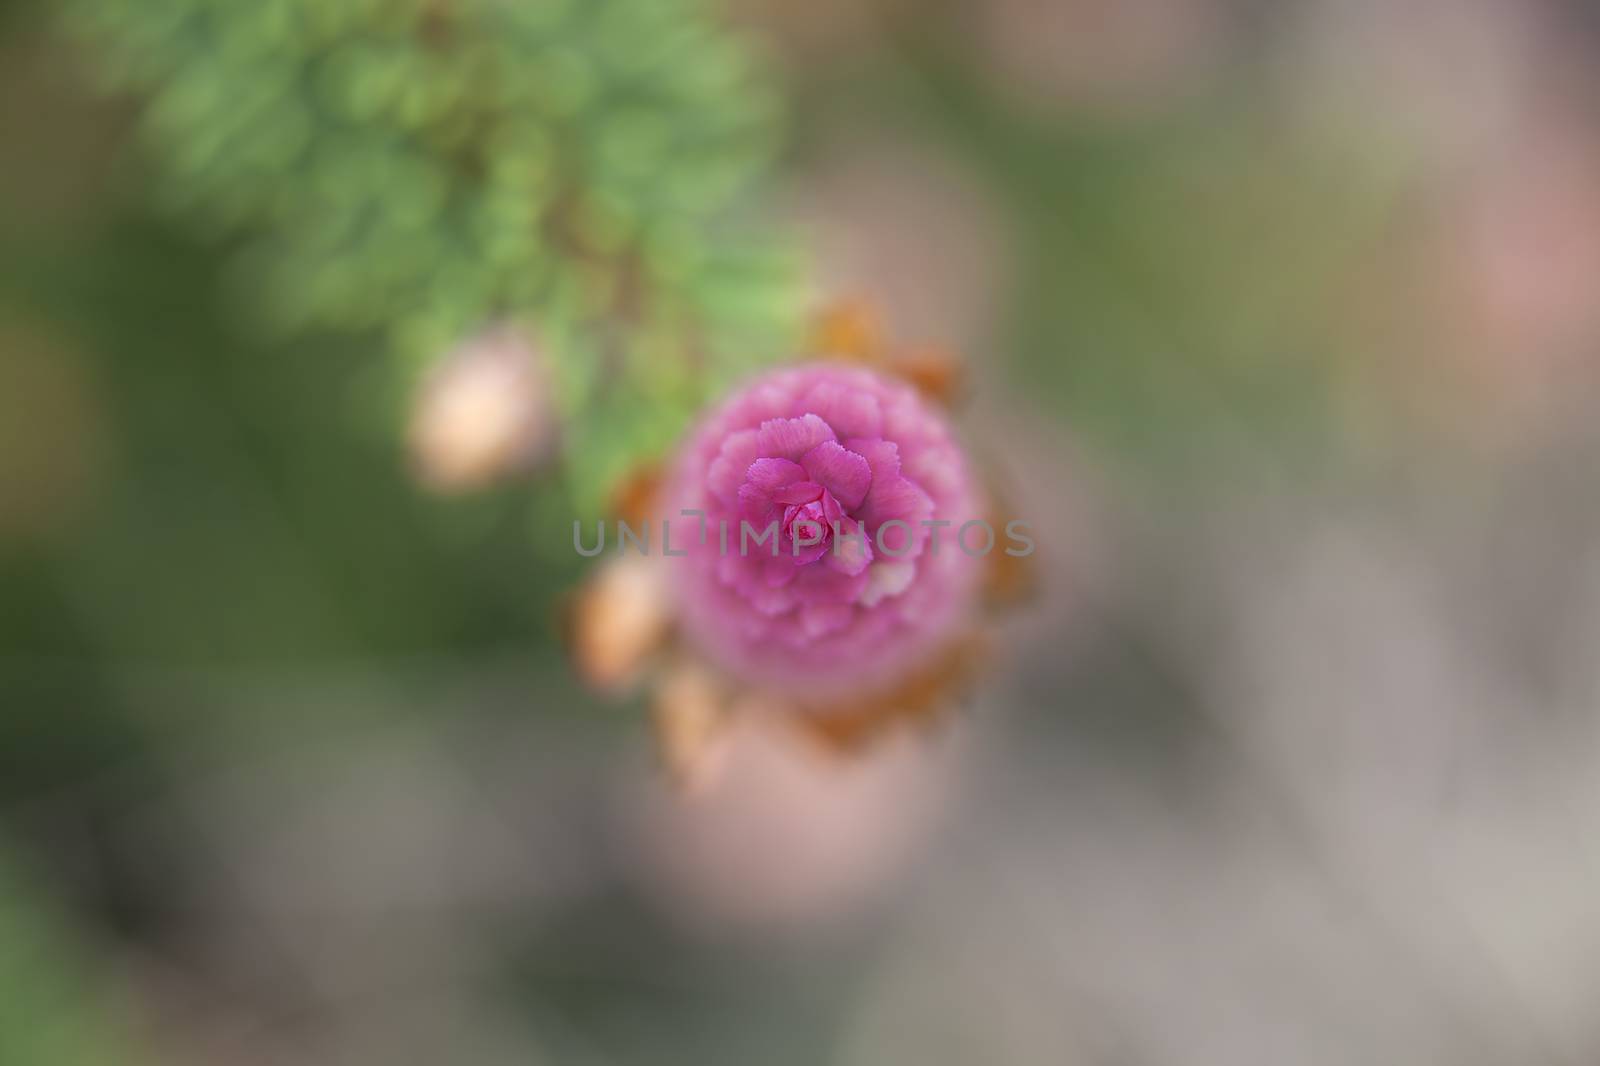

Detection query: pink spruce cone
xmin=663 ymin=365 xmax=985 ymax=699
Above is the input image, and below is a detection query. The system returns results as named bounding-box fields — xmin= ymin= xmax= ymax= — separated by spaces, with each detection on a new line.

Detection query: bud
xmin=568 ymin=555 xmax=671 ymax=695
xmin=407 ymin=324 xmax=555 ymax=493
xmin=568 ymin=333 xmax=1037 ymax=766
xmin=660 ymin=363 xmax=985 ymax=699
xmin=650 ymin=660 xmax=732 ymax=791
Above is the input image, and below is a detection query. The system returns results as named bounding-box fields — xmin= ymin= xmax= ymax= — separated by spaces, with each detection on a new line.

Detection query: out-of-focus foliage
xmin=0 ymin=846 xmax=150 ymax=1065
xmin=58 ymin=0 xmax=806 ymax=503
xmin=788 ymin=19 xmax=1408 ymax=482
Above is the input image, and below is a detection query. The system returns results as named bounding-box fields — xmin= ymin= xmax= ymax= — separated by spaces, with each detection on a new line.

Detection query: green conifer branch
xmin=59 ymin=0 xmax=807 ymax=505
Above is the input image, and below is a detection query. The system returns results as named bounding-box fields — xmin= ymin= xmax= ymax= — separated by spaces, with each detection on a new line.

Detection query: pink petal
xmin=800 ymin=380 xmax=883 ymax=439
xmin=800 ymin=603 xmax=854 ymax=639
xmin=861 ymin=472 xmax=933 ymax=526
xmin=859 ymin=559 xmax=916 ymax=606
xmin=707 ymin=429 xmax=761 ymax=505
xmin=745 ymin=457 xmax=807 ymax=494
xmin=738 ymin=380 xmax=795 ymax=424
xmin=826 ymin=516 xmax=873 ymax=576
xmin=725 ymin=558 xmax=797 ymax=612
xmin=761 ymin=555 xmax=799 ymax=587
xmin=800 ymin=441 xmax=872 ymax=511
xmin=861 ymin=475 xmax=934 ymax=555
xmin=787 ymin=517 xmax=830 ymax=564
xmin=845 ymin=436 xmax=901 ymax=489
xmin=737 ymin=484 xmax=780 ymax=531
xmin=755 ymin=413 xmax=835 ymax=460
xmin=790 ymin=542 xmax=829 ymax=566
xmin=848 ymin=438 xmax=933 ymax=544
xmin=794 ymin=563 xmax=868 ymax=605
xmin=771 ymin=480 xmax=824 ymax=506
xmin=746 ymin=582 xmax=796 ymax=616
